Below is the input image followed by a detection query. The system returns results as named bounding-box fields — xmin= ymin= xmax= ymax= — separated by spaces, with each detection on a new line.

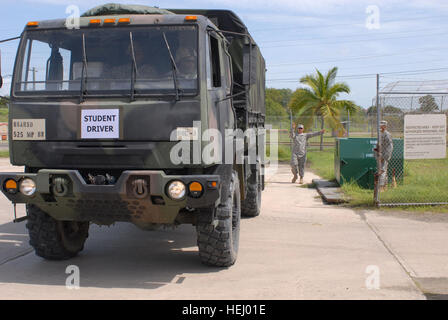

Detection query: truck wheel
xmin=196 ymin=171 xmax=240 ymax=267
xmin=241 ymin=166 xmax=261 ymax=217
xmin=26 ymin=205 xmax=89 ymax=260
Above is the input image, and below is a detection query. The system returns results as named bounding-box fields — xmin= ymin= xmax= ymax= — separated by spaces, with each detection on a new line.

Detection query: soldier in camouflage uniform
xmin=374 ymin=120 xmax=393 ymax=191
xmin=176 ymin=47 xmax=198 ymax=79
xmin=290 ymin=123 xmax=325 ymax=184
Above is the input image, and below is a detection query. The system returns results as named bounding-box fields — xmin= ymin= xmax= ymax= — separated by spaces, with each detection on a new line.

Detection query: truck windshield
xmin=14 ymin=25 xmax=198 ymax=97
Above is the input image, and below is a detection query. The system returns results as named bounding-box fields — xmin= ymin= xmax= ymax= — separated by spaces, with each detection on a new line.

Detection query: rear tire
xmin=196 ymin=171 xmax=241 ymax=267
xmin=26 ymin=205 xmax=89 ymax=260
xmin=241 ymin=165 xmax=262 ymax=217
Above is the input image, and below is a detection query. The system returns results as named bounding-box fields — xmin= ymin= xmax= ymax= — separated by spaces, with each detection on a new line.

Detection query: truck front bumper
xmin=0 ymin=170 xmax=221 ymax=225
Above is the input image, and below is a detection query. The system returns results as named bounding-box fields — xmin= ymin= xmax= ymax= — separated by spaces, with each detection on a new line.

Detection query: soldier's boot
xmin=292 ymin=173 xmax=298 ymax=183
xmin=299 ymin=177 xmax=304 ymax=184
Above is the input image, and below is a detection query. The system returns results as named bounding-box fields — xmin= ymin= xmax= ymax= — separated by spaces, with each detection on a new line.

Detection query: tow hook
xmin=132 ymin=179 xmax=148 ymax=199
xmin=53 ymin=177 xmax=69 ymax=197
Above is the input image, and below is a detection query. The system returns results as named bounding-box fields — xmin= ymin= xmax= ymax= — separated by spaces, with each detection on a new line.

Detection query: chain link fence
xmin=375 ymin=79 xmax=448 ymax=206
xmin=265 ymin=114 xmax=375 ymax=152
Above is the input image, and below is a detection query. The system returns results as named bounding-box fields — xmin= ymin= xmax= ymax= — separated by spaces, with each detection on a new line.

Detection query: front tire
xmin=26 ymin=205 xmax=89 ymax=260
xmin=196 ymin=171 xmax=241 ymax=267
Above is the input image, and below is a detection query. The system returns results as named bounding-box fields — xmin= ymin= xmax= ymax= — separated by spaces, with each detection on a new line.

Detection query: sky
xmin=1 ymin=0 xmax=448 ymax=107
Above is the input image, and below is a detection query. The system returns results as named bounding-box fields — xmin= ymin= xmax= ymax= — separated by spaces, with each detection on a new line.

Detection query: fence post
xmin=289 ymin=109 xmax=293 ymax=152
xmin=347 ymin=109 xmax=350 ymax=137
xmin=320 ymin=116 xmax=324 ymax=151
xmin=374 ymin=74 xmax=381 ymax=206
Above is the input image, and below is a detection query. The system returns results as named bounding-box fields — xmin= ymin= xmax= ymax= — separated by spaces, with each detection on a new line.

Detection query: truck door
xmin=206 ymin=32 xmax=232 ymax=134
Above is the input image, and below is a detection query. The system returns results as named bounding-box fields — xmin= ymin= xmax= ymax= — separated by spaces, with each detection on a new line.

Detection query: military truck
xmin=0 ymin=4 xmax=265 ymax=267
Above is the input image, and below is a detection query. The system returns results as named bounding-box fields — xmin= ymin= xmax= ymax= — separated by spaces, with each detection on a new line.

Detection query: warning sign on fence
xmin=404 ymin=114 xmax=446 ymax=159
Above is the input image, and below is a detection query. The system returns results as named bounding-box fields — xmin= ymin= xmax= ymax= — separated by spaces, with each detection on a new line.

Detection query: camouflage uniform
xmin=290 ymin=130 xmax=323 ymax=179
xmin=176 ymin=47 xmax=197 ymax=79
xmin=375 ymin=130 xmax=393 ymax=187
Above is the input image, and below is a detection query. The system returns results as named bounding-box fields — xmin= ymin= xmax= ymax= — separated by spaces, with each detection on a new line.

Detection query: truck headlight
xmin=20 ymin=178 xmax=36 ymax=196
xmin=167 ymin=181 xmax=186 ymax=200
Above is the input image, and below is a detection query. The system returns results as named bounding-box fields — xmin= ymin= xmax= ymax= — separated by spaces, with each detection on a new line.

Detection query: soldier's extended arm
xmin=290 ymin=123 xmax=296 ymax=139
xmin=306 ymin=129 xmax=325 ymax=139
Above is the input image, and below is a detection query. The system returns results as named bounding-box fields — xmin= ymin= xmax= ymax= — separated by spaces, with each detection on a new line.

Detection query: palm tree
xmin=289 ymin=67 xmax=359 ymax=150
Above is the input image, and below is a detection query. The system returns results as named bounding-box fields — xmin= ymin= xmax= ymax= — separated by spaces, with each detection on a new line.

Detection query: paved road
xmin=0 ymin=159 xmax=447 ymax=299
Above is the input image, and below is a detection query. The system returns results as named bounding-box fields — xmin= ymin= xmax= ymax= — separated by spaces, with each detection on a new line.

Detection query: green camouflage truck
xmin=0 ymin=4 xmax=266 ymax=267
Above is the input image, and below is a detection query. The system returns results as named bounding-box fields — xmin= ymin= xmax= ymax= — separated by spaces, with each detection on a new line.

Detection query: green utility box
xmin=335 ymin=138 xmax=403 ymax=189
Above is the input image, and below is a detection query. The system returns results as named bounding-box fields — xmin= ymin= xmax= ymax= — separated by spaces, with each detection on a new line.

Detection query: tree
xmin=419 ymin=95 xmax=439 ymax=113
xmin=266 ymin=88 xmax=292 ymax=107
xmin=384 ymin=105 xmax=403 ymax=114
xmin=367 ymin=105 xmax=402 ymax=116
xmin=288 ymin=67 xmax=359 ymax=150
xmin=265 ymin=89 xmax=291 ymax=129
xmin=0 ymin=96 xmax=9 ymax=108
xmin=266 ymin=97 xmax=287 ymax=117
xmin=265 ymin=88 xmax=292 ymax=116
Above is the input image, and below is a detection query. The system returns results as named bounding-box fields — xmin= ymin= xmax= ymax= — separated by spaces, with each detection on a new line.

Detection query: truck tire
xmin=241 ymin=165 xmax=261 ymax=217
xmin=196 ymin=171 xmax=240 ymax=267
xmin=26 ymin=204 xmax=89 ymax=260
xmin=261 ymin=163 xmax=265 ymax=191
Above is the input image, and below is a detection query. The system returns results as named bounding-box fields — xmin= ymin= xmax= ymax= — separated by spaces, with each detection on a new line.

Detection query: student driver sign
xmin=81 ymin=109 xmax=120 ymax=139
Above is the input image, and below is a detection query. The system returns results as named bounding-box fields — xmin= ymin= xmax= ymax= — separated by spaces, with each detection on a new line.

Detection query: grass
xmin=266 ymin=144 xmax=291 ymax=163
xmin=0 ymin=150 xmax=9 ymax=158
xmin=306 ymin=149 xmax=335 ymax=180
xmin=379 ymin=157 xmax=448 ymax=205
xmin=305 ymin=145 xmax=448 ymax=212
xmin=340 ymin=181 xmax=375 ymax=207
xmin=0 ymin=109 xmax=8 ymax=122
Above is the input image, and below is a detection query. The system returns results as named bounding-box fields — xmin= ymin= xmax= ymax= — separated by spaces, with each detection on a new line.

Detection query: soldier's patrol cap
xmin=380 ymin=120 xmax=387 ymax=126
xmin=298 ymin=124 xmax=304 ymax=129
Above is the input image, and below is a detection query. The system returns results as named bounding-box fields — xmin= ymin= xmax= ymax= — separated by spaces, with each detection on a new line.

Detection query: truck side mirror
xmin=0 ymin=49 xmax=3 ymax=88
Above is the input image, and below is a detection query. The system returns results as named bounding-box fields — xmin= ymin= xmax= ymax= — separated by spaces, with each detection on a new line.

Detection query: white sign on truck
xmin=404 ymin=114 xmax=446 ymax=159
xmin=81 ymin=109 xmax=119 ymax=139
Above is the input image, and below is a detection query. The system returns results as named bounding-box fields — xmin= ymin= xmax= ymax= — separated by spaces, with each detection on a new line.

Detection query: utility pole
xmin=289 ymin=108 xmax=293 ymax=152
xmin=347 ymin=109 xmax=350 ymax=137
xmin=30 ymin=67 xmax=37 ymax=90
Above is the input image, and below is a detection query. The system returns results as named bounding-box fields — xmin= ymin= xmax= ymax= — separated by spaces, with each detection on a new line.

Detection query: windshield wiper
xmin=162 ymin=32 xmax=182 ymax=101
xmin=79 ymin=33 xmax=88 ymax=103
xmin=129 ymin=32 xmax=138 ymax=102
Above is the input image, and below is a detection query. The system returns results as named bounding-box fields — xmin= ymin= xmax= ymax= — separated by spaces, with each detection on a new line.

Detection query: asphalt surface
xmin=0 ymin=158 xmax=447 ymax=299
